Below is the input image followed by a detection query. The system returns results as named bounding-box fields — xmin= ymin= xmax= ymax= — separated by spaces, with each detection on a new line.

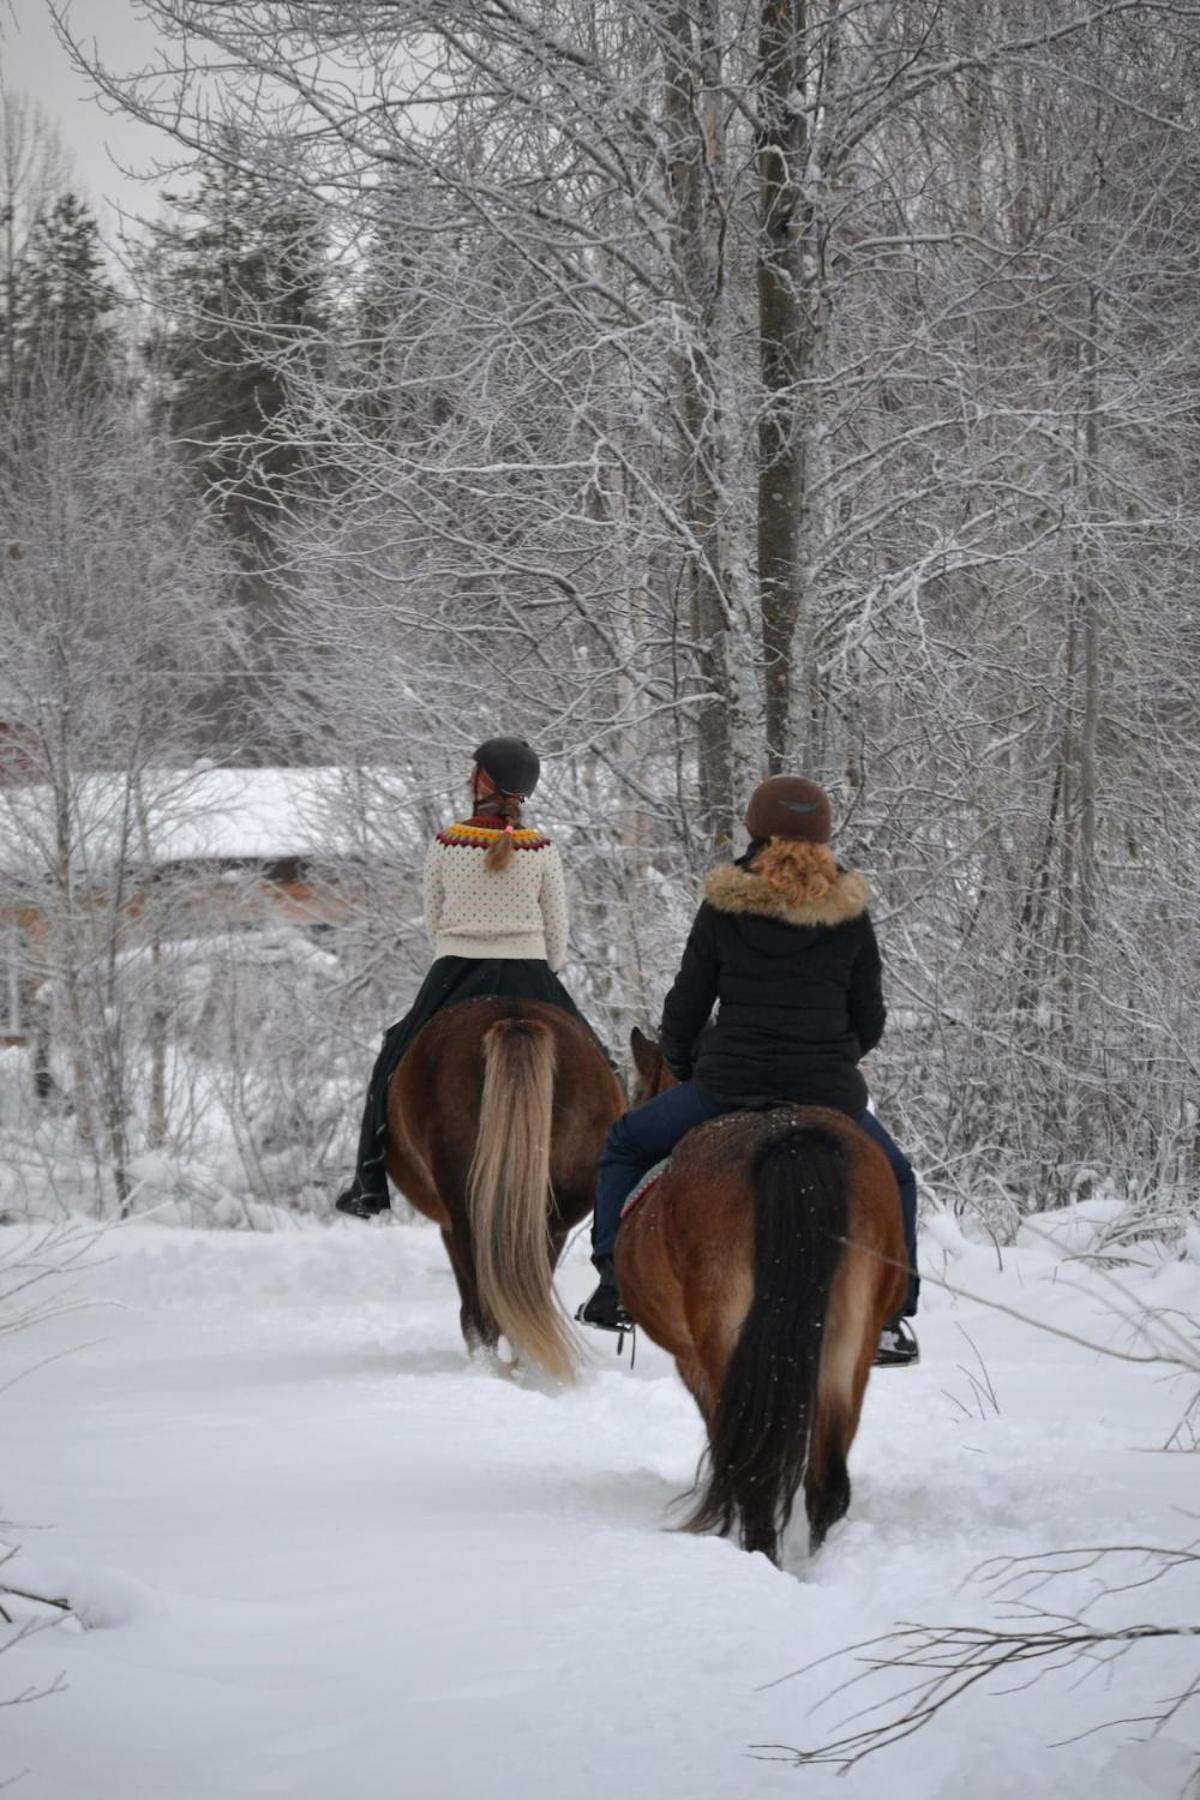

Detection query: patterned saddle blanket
xmin=620 ymin=1158 xmax=672 ymax=1220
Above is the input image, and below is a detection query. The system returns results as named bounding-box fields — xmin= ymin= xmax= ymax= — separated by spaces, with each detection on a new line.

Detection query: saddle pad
xmin=620 ymin=1157 xmax=671 ymax=1220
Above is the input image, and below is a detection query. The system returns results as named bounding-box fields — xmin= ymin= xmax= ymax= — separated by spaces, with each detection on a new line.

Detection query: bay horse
xmin=384 ymin=998 xmax=625 ymax=1381
xmin=616 ymin=1031 xmax=907 ymax=1564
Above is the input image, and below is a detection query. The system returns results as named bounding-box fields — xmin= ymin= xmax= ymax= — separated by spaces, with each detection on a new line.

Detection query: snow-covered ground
xmin=2 ymin=1216 xmax=1197 ymax=1799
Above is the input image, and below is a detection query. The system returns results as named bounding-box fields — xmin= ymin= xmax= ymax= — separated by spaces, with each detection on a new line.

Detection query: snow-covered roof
xmin=0 ymin=765 xmax=407 ymax=879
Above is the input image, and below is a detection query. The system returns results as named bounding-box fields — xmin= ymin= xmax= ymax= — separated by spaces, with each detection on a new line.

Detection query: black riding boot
xmin=335 ymin=1185 xmax=390 ymax=1220
xmin=334 ymin=1058 xmax=395 ymax=1220
xmin=576 ymin=1257 xmax=632 ymax=1332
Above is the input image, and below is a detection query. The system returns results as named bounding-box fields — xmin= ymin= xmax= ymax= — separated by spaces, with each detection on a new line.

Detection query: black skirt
xmin=389 ymin=955 xmax=595 ymax=1048
xmin=345 ymin=958 xmax=607 ymax=1204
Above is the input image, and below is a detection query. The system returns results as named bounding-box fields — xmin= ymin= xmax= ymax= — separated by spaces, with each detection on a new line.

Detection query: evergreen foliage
xmin=4 ymin=191 xmax=118 ymax=394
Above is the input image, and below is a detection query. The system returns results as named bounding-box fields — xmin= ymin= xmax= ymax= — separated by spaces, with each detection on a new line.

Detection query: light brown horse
xmin=616 ymin=1031 xmax=907 ymax=1563
xmin=385 ymin=998 xmax=625 ymax=1381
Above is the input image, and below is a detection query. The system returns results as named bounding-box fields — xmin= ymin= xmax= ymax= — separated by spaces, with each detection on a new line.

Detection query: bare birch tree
xmin=54 ymin=0 xmax=1200 ymax=1213
xmin=0 ymin=348 xmax=238 ymax=1210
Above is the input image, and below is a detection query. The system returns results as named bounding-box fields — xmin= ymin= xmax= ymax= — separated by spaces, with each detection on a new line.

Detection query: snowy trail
xmin=2 ymin=1221 xmax=1197 ymax=1799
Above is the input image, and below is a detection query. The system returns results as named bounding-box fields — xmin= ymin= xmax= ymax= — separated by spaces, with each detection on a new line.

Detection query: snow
xmin=2 ymin=1220 xmax=1197 ymax=1799
xmin=0 ymin=765 xmax=375 ymax=874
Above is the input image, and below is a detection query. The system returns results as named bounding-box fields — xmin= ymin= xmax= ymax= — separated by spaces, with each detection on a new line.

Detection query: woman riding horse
xmin=579 ymin=775 xmax=920 ymax=1367
xmin=336 ymin=735 xmax=606 ymax=1219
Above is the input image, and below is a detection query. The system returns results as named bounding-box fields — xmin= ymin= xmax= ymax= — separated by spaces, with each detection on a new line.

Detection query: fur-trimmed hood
xmin=659 ymin=849 xmax=885 ymax=1113
xmin=703 ymin=861 xmax=869 ymax=929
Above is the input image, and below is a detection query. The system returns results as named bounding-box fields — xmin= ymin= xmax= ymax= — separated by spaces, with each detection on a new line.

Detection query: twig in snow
xmin=755 ymin=1544 xmax=1200 ymax=1774
xmin=941 ymin=1324 xmax=1001 ymax=1421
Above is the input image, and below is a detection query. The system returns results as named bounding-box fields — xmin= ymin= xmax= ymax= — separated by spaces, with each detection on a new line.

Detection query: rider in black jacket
xmin=579 ymin=776 xmax=920 ymax=1366
xmin=658 ymin=856 xmax=884 ymax=1117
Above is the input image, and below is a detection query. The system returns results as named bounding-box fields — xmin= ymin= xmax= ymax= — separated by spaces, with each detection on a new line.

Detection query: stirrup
xmin=575 ymin=1295 xmax=637 ymax=1364
xmin=334 ymin=1190 xmax=391 ymax=1220
xmin=874 ymin=1317 xmax=920 ymax=1367
xmin=574 ymin=1297 xmax=632 ymax=1334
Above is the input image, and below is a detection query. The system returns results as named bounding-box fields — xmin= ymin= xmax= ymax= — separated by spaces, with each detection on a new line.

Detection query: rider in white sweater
xmin=422 ymin=809 xmax=568 ymax=968
xmin=336 ymin=737 xmax=601 ymax=1219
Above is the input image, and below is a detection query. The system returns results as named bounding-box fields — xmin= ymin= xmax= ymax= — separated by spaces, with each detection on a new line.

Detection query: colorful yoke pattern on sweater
xmin=620 ymin=1158 xmax=672 ymax=1220
xmin=436 ymin=822 xmax=551 ymax=851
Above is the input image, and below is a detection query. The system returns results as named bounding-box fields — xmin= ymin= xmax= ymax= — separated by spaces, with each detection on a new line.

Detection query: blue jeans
xmin=856 ymin=1110 xmax=919 ymax=1317
xmin=593 ymin=1080 xmax=727 ymax=1261
xmin=593 ymin=1084 xmax=919 ymax=1317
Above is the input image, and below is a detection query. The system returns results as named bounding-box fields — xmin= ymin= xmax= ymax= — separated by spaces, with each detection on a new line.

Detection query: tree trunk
xmin=756 ymin=0 xmax=817 ymax=770
xmin=663 ymin=2 xmax=738 ymax=841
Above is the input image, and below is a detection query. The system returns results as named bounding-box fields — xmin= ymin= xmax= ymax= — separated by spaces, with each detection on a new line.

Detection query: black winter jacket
xmin=658 ymin=861 xmax=885 ymax=1117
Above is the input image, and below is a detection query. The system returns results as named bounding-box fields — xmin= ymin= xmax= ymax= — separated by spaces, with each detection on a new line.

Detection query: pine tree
xmin=140 ymin=147 xmax=330 ymax=753
xmin=145 ymin=151 xmax=328 ymax=519
xmin=1 ymin=92 xmax=67 ymax=399
xmin=14 ymin=191 xmax=119 ymax=389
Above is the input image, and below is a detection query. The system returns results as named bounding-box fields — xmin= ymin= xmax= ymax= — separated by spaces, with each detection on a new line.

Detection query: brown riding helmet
xmin=743 ymin=775 xmax=832 ymax=844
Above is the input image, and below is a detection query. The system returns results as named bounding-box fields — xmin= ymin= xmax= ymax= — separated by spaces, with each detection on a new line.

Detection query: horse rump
xmin=683 ymin=1120 xmax=848 ymax=1562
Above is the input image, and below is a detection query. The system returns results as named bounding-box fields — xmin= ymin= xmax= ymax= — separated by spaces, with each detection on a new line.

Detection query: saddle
xmin=620 ymin=1158 xmax=671 ymax=1221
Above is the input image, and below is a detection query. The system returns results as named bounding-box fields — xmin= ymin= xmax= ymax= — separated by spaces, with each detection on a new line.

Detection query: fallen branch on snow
xmin=754 ymin=1544 xmax=1200 ymax=1771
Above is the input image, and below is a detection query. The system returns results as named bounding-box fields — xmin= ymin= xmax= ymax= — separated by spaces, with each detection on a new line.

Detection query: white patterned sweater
xmin=422 ymin=820 xmax=569 ymax=971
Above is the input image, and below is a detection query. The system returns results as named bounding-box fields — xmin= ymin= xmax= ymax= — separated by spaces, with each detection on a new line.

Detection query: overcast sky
xmin=3 ymin=0 xmax=180 ymax=230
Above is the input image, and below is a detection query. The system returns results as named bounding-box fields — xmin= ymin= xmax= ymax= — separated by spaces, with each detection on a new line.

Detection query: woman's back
xmin=661 ymin=841 xmax=883 ymax=1117
xmin=424 ymin=816 xmax=568 ymax=970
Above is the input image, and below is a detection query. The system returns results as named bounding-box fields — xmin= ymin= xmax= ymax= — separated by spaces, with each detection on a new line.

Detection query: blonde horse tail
xmin=467 ymin=1016 xmax=576 ymax=1381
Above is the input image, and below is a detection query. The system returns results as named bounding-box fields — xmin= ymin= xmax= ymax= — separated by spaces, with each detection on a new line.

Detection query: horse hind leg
xmin=804 ymin=1401 xmax=853 ymax=1550
xmin=675 ymin=1354 xmax=715 ymax=1428
xmin=440 ymin=1226 xmax=498 ymax=1359
xmin=805 ymin=1254 xmax=876 ymax=1550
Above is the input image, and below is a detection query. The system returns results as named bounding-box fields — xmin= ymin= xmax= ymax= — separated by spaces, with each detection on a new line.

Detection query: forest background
xmin=1 ymin=0 xmax=1198 ymax=1246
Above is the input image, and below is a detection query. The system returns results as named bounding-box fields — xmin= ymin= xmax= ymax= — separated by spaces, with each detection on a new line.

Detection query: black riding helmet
xmin=472 ymin=736 xmax=541 ymax=798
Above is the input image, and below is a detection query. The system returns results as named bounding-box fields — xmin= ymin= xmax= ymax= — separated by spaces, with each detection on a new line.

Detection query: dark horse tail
xmin=684 ymin=1122 xmax=847 ymax=1561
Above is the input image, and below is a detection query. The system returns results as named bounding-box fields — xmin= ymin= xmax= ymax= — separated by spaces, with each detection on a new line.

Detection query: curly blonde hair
xmin=753 ymin=837 xmax=839 ymax=906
